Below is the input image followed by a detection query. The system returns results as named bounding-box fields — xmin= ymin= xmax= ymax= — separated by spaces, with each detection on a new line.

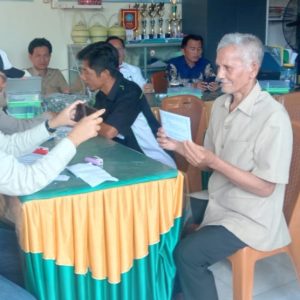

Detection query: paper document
xmin=159 ymin=109 xmax=192 ymax=141
xmin=55 ymin=175 xmax=70 ymax=182
xmin=67 ymin=163 xmax=119 ymax=187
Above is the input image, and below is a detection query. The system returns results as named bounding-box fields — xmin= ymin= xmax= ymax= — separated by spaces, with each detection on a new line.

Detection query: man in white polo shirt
xmin=106 ymin=36 xmax=154 ymax=93
xmin=158 ymin=33 xmax=293 ymax=300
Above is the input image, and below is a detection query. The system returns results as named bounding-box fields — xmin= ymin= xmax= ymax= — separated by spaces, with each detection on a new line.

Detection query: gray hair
xmin=217 ymin=33 xmax=264 ymax=68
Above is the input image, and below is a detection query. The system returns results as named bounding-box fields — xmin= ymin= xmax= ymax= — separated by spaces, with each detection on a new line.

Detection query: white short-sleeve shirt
xmin=119 ymin=62 xmax=146 ymax=89
xmin=202 ymin=82 xmax=293 ymax=251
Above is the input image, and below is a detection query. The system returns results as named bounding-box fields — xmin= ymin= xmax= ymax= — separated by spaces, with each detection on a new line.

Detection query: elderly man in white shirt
xmin=158 ymin=33 xmax=293 ymax=300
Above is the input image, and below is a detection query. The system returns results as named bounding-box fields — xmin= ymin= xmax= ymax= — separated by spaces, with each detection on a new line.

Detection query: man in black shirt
xmin=77 ymin=42 xmax=175 ymax=168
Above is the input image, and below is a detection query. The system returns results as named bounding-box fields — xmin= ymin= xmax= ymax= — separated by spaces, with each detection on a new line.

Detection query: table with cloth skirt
xmin=3 ymin=137 xmax=184 ymax=300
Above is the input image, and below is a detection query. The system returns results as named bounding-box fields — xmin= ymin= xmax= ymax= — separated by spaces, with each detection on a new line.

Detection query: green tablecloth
xmin=19 ymin=137 xmax=184 ymax=300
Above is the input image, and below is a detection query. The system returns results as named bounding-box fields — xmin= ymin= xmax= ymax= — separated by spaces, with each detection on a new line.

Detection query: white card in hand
xmin=159 ymin=109 xmax=192 ymax=141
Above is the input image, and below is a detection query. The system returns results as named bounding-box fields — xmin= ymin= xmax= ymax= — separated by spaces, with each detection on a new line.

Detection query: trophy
xmin=166 ymin=19 xmax=172 ymax=38
xmin=133 ymin=3 xmax=140 ymax=38
xmin=140 ymin=3 xmax=148 ymax=39
xmin=148 ymin=3 xmax=159 ymax=39
xmin=167 ymin=0 xmax=181 ymax=38
xmin=177 ymin=17 xmax=182 ymax=37
xmin=169 ymin=64 xmax=181 ymax=86
xmin=157 ymin=3 xmax=165 ymax=38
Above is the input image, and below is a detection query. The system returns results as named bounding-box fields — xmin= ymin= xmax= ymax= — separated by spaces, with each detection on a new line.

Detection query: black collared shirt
xmin=94 ymin=72 xmax=160 ymax=153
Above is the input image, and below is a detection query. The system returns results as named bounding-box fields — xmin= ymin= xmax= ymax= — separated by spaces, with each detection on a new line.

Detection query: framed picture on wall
xmin=121 ymin=8 xmax=138 ymax=30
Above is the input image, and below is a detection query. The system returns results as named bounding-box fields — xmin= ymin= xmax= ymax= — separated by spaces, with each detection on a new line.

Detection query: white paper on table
xmin=54 ymin=175 xmax=70 ymax=182
xmin=67 ymin=163 xmax=119 ymax=187
xmin=159 ymin=109 xmax=192 ymax=141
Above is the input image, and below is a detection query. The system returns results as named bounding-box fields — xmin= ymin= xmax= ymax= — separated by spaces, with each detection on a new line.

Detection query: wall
xmin=1 ymin=0 xmax=289 ymax=81
xmin=0 ymin=0 xmax=180 ymax=81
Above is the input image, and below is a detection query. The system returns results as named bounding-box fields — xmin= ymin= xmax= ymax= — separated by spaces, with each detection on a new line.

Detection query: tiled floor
xmin=210 ymin=253 xmax=300 ymax=300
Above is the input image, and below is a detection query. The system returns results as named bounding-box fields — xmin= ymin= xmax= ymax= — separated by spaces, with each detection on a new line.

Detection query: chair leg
xmin=288 ymin=208 xmax=300 ymax=283
xmin=230 ymin=250 xmax=256 ymax=300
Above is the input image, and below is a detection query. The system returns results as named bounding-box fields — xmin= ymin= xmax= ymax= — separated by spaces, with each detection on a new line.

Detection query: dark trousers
xmin=174 ymin=225 xmax=247 ymax=300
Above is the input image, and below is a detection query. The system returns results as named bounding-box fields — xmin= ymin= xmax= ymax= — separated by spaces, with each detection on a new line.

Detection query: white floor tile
xmin=254 ymin=280 xmax=300 ymax=300
xmin=210 ymin=254 xmax=300 ymax=299
xmin=252 ymin=255 xmax=297 ymax=295
xmin=215 ymin=277 xmax=232 ymax=300
xmin=209 ymin=259 xmax=232 ymax=285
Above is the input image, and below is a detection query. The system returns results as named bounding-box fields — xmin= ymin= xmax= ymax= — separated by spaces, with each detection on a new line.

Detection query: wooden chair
xmin=227 ymin=120 xmax=300 ymax=300
xmin=275 ymin=91 xmax=300 ymax=121
xmin=161 ymin=95 xmax=207 ymax=193
xmin=151 ymin=70 xmax=168 ymax=93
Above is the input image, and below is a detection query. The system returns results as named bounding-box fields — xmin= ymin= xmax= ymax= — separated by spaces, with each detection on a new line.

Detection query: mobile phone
xmin=74 ymin=103 xmax=97 ymax=122
xmin=204 ymin=76 xmax=216 ymax=84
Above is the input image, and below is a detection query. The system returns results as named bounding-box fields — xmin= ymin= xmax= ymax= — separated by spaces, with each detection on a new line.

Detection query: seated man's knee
xmin=174 ymin=236 xmax=195 ymax=268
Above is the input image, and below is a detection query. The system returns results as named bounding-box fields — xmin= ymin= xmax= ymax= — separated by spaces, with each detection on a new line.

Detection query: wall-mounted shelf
xmin=269 ymin=17 xmax=283 ymax=22
xmin=51 ymin=0 xmax=103 ymax=9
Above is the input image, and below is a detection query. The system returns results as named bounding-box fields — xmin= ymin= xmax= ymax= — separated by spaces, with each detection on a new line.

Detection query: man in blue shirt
xmin=167 ymin=34 xmax=219 ymax=92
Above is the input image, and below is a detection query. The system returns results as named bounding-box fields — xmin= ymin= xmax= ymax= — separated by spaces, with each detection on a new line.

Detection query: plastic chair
xmin=275 ymin=91 xmax=300 ymax=121
xmin=161 ymin=95 xmax=207 ymax=193
xmin=151 ymin=70 xmax=168 ymax=93
xmin=227 ymin=120 xmax=300 ymax=300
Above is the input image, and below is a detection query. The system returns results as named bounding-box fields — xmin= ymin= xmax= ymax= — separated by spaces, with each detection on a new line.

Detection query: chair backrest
xmin=284 ymin=121 xmax=300 ymax=227
xmin=161 ymin=95 xmax=207 ymax=192
xmin=274 ymin=92 xmax=300 ymax=121
xmin=151 ymin=70 xmax=168 ymax=93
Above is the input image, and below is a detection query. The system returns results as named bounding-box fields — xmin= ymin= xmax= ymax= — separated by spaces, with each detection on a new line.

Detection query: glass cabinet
xmin=67 ymin=39 xmax=182 ymax=88
xmin=125 ymin=39 xmax=182 ymax=78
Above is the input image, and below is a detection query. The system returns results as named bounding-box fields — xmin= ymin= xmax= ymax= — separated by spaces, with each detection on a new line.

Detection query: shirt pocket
xmin=222 ymin=140 xmax=254 ymax=171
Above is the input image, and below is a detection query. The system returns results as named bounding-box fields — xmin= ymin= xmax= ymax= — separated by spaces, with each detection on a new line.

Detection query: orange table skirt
xmin=20 ymin=173 xmax=184 ymax=284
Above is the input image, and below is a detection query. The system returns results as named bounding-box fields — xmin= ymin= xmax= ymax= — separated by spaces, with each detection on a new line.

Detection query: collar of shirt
xmin=27 ymin=67 xmax=49 ymax=78
xmin=223 ymin=82 xmax=262 ymax=117
xmin=103 ymin=71 xmax=124 ymax=102
xmin=179 ymin=55 xmax=207 ymax=70
xmin=119 ymin=62 xmax=127 ymax=70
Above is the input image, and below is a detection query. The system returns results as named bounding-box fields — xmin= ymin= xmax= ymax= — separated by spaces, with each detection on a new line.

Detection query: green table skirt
xmin=23 ymin=217 xmax=182 ymax=300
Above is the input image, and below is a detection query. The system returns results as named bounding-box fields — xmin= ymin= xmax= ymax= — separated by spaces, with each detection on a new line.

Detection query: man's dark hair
xmin=181 ymin=34 xmax=204 ymax=49
xmin=28 ymin=38 xmax=52 ymax=54
xmin=77 ymin=42 xmax=119 ymax=77
xmin=105 ymin=36 xmax=125 ymax=48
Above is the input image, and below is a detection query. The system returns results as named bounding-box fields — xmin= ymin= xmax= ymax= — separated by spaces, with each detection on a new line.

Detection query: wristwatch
xmin=45 ymin=120 xmax=56 ymax=133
